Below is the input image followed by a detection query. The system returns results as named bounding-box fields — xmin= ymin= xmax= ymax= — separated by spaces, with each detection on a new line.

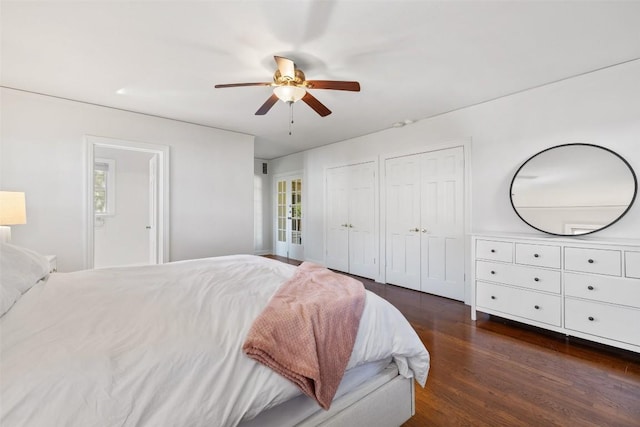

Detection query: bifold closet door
xmin=325 ymin=163 xmax=377 ymax=279
xmin=348 ymin=162 xmax=376 ymax=279
xmin=419 ymin=148 xmax=465 ymax=300
xmin=385 ymin=147 xmax=465 ymax=300
xmin=385 ymin=156 xmax=421 ymax=291
xmin=326 ymin=168 xmax=350 ymax=272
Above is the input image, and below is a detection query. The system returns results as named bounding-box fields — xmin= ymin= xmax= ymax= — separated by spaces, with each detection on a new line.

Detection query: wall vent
xmin=262 ymin=162 xmax=268 ymax=174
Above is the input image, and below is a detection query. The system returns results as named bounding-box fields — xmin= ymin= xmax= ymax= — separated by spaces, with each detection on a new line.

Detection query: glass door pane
xmin=291 ymin=179 xmax=302 ymax=245
xmin=277 ymin=180 xmax=286 ymax=242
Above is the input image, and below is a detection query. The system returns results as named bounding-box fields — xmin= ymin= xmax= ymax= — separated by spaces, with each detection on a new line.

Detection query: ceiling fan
xmin=214 ymin=56 xmax=360 ymax=117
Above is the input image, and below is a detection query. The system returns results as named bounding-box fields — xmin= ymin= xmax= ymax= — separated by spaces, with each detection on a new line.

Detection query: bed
xmin=0 ymin=243 xmax=430 ymax=426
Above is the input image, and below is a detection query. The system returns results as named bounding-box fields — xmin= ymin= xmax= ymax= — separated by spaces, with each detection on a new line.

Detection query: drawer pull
xmin=534 ymin=305 xmax=540 ymax=310
xmin=587 ymin=285 xmax=594 ymax=290
xmin=490 ymin=249 xmax=496 ymax=253
xmin=588 ymin=316 xmax=594 ymax=321
xmin=534 ymin=277 xmax=540 ymax=282
xmin=491 ymin=296 xmax=496 ymax=300
xmin=588 ymin=259 xmax=594 ymax=264
xmin=534 ymin=253 xmax=539 ymax=258
xmin=490 ymin=271 xmax=496 ymax=275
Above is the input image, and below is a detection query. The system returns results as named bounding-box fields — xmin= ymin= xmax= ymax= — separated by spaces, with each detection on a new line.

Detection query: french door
xmin=274 ymin=174 xmax=304 ymax=260
xmin=386 ymin=146 xmax=465 ymax=300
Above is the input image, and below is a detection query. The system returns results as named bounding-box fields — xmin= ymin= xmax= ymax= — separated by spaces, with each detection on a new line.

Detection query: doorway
xmin=85 ymin=136 xmax=169 ymax=269
xmin=274 ymin=173 xmax=304 ymax=260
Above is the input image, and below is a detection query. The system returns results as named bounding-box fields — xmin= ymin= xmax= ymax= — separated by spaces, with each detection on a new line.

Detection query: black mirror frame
xmin=509 ymin=143 xmax=638 ymax=236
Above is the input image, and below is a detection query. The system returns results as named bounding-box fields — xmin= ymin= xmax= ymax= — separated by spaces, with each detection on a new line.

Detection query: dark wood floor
xmin=265 ymin=255 xmax=640 ymax=426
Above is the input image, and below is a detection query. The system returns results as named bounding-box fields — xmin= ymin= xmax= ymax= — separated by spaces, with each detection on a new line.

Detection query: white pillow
xmin=0 ymin=243 xmax=50 ymax=317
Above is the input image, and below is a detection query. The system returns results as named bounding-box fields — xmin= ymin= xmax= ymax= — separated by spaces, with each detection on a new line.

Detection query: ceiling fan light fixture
xmin=273 ymin=85 xmax=306 ymax=103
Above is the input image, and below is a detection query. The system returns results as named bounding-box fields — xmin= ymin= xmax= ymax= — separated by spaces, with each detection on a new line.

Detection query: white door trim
xmin=84 ymin=135 xmax=170 ymax=269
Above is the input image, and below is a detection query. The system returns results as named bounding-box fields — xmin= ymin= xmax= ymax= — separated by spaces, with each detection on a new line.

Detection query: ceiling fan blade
xmin=301 ymin=92 xmax=332 ymax=117
xmin=255 ymin=93 xmax=280 ymax=115
xmin=305 ymin=80 xmax=361 ymax=91
xmin=215 ymin=82 xmax=271 ymax=88
xmin=274 ymin=56 xmax=296 ymax=80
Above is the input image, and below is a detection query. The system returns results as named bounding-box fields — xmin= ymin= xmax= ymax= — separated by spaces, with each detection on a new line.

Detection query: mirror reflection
xmin=510 ymin=144 xmax=637 ymax=236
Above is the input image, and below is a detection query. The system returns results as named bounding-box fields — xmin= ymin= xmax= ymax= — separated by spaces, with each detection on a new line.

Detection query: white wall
xmin=94 ymin=147 xmax=153 ymax=268
xmin=254 ymin=159 xmax=272 ymax=254
xmin=269 ymin=60 xmax=640 ymax=297
xmin=1 ymin=88 xmax=255 ymax=272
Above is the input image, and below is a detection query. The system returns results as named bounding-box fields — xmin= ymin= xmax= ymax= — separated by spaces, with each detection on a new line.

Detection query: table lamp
xmin=0 ymin=191 xmax=27 ymax=243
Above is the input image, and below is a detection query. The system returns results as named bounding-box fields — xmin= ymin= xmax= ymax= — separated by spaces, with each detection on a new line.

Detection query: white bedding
xmin=0 ymin=255 xmax=429 ymax=426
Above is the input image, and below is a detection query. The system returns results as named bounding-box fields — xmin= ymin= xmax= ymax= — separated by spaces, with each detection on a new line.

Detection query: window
xmin=94 ymin=158 xmax=115 ymax=216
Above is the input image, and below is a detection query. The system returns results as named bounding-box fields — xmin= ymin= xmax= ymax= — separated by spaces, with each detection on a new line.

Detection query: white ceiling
xmin=3 ymin=1 xmax=640 ymax=159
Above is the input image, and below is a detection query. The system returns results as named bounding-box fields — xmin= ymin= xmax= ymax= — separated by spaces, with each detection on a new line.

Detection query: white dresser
xmin=471 ymin=233 xmax=640 ymax=353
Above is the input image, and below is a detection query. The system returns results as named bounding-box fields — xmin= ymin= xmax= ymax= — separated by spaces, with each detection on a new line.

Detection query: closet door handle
xmin=421 ymin=228 xmax=427 ymax=233
xmin=409 ymin=227 xmax=419 ymax=232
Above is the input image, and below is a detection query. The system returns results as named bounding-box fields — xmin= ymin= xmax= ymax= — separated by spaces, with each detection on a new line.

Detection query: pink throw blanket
xmin=242 ymin=262 xmax=366 ymax=410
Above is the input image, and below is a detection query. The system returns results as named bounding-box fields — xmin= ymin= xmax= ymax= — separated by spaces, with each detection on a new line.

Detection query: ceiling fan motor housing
xmin=273 ymin=69 xmax=306 ymax=87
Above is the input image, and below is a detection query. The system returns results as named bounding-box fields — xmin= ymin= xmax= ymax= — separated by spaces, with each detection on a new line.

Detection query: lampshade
xmin=273 ymin=85 xmax=306 ymax=103
xmin=0 ymin=191 xmax=27 ymax=225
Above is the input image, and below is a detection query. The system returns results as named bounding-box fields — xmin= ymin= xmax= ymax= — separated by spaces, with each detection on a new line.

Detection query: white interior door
xmin=325 ymin=167 xmax=349 ymax=272
xmin=348 ymin=163 xmax=377 ymax=279
xmin=148 ymin=154 xmax=158 ymax=264
xmin=385 ymin=156 xmax=421 ymax=290
xmin=385 ymin=146 xmax=465 ymax=299
xmin=274 ymin=175 xmax=304 ymax=260
xmin=420 ymin=147 xmax=465 ymax=300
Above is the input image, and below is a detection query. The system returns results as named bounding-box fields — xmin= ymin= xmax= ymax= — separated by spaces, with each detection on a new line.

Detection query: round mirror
xmin=510 ymin=143 xmax=637 ymax=236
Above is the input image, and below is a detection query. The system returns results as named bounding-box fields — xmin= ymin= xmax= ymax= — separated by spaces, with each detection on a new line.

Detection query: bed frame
xmin=300 ymin=373 xmax=415 ymax=426
xmin=241 ymin=364 xmax=416 ymax=427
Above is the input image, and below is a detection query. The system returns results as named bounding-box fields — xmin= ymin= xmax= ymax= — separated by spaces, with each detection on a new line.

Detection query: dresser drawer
xmin=476 ymin=281 xmax=561 ymax=326
xmin=564 ymin=247 xmax=621 ymax=276
xmin=565 ymin=298 xmax=640 ymax=347
xmin=626 ymin=251 xmax=640 ymax=279
xmin=477 ymin=261 xmax=561 ymax=294
xmin=564 ymin=272 xmax=640 ymax=309
xmin=515 ymin=243 xmax=561 ymax=269
xmin=476 ymin=240 xmax=513 ymax=262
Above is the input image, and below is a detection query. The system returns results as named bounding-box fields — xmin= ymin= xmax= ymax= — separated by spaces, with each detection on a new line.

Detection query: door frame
xmin=84 ymin=135 xmax=170 ymax=269
xmin=381 ymin=138 xmax=472 ymax=303
xmin=272 ymin=170 xmax=304 ymax=260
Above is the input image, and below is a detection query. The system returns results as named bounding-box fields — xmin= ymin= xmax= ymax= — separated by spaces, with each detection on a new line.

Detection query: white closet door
xmin=420 ymin=147 xmax=465 ymax=300
xmin=385 ymin=155 xmax=421 ymax=290
xmin=325 ymin=167 xmax=350 ymax=272
xmin=348 ymin=163 xmax=377 ymax=279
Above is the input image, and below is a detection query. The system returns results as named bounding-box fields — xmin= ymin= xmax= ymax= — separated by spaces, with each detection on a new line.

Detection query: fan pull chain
xmin=288 ymin=101 xmax=294 ymax=136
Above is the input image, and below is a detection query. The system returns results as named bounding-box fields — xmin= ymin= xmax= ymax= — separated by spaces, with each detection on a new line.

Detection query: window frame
xmin=94 ymin=158 xmax=116 ymax=217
